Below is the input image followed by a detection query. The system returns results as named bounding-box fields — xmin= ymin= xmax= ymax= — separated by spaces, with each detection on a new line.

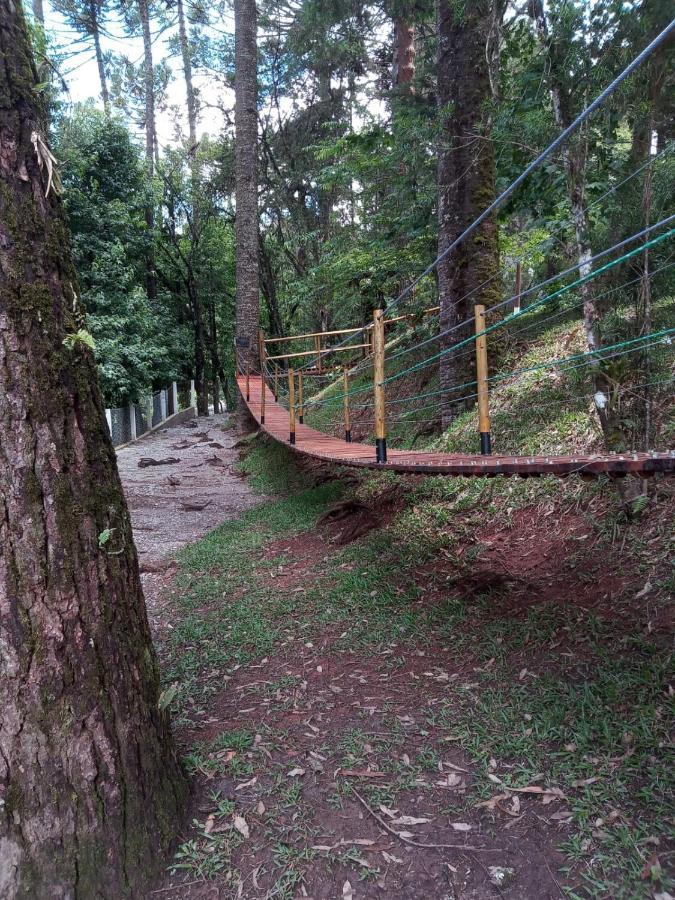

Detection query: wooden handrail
xmin=267 ymin=343 xmax=370 ymax=361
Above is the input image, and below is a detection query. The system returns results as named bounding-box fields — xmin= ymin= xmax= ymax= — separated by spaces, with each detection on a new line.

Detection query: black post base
xmin=246 ymin=393 xmax=250 ymax=401
xmin=260 ymin=415 xmax=265 ymax=425
xmin=290 ymin=432 xmax=296 ymax=445
xmin=376 ymin=438 xmax=387 ymax=464
xmin=480 ymin=431 xmax=492 ymax=455
xmin=345 ymin=429 xmax=352 ymax=443
xmin=299 ymin=415 xmax=304 ymax=424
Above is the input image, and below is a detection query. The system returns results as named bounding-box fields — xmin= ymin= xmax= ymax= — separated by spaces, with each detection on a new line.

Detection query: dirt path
xmin=116 ymin=413 xmax=260 ymax=618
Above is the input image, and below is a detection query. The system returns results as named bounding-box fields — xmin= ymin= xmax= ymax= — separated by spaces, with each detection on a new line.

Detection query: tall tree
xmin=138 ymin=0 xmax=158 ymax=299
xmin=436 ymin=0 xmax=503 ymax=425
xmin=0 ymin=3 xmax=187 ymax=896
xmin=32 ymin=0 xmax=44 ymax=24
xmin=527 ymin=0 xmax=622 ymax=447
xmin=234 ymin=0 xmax=259 ymax=426
xmin=52 ymin=1 xmax=111 ymax=112
xmin=175 ymin=0 xmax=208 ymax=414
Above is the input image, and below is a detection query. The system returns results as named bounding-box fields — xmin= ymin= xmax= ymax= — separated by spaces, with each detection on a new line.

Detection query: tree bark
xmin=90 ymin=2 xmax=110 ymax=115
xmin=138 ymin=0 xmax=157 ymax=301
xmin=436 ymin=0 xmax=501 ymax=426
xmin=393 ymin=20 xmax=415 ymax=89
xmin=528 ymin=0 xmax=621 ymax=449
xmin=0 ymin=5 xmax=187 ymax=898
xmin=32 ymin=0 xmax=44 ymax=24
xmin=234 ymin=0 xmax=260 ymax=430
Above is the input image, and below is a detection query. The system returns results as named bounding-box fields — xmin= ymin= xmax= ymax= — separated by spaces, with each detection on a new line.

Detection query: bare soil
xmin=116 ymin=413 xmax=260 ymax=627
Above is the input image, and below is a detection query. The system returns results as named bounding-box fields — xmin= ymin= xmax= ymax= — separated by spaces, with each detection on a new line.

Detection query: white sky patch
xmin=43 ymin=0 xmax=232 ymax=147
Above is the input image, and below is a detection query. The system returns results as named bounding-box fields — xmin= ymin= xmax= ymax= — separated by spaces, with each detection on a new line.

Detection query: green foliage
xmin=55 ymin=105 xmax=190 ymax=404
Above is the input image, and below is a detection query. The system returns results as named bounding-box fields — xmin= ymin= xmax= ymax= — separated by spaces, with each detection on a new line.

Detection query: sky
xmin=42 ymin=0 xmax=233 ymax=147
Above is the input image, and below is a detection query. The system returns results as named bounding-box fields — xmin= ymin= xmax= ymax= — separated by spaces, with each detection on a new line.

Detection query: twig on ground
xmin=351 ymin=788 xmax=501 ymax=853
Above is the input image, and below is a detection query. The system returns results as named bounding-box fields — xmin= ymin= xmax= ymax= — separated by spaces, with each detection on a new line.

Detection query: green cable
xmin=383 ymin=225 xmax=675 ymax=385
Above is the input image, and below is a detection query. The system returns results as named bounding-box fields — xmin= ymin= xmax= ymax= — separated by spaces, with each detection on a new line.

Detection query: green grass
xmin=236 ymin=435 xmax=317 ymax=494
xmin=159 ymin=478 xmax=343 ymax=721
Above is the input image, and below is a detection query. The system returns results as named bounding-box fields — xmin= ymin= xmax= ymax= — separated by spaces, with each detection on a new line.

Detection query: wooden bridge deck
xmin=237 ymin=375 xmax=674 ymax=478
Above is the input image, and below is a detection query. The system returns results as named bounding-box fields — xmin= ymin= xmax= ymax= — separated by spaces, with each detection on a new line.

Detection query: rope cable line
xmin=294 ymin=19 xmax=675 ymax=368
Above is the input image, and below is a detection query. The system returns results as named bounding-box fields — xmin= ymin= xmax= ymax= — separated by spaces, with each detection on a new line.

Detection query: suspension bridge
xmin=235 ymin=20 xmax=675 ymax=481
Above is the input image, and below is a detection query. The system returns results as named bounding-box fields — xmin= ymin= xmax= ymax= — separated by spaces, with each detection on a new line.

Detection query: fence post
xmin=105 ymin=408 xmax=112 ymax=435
xmin=190 ymin=380 xmax=197 ymax=409
xmin=343 ymin=366 xmax=351 ymax=443
xmin=144 ymin=394 xmax=153 ymax=432
xmin=373 ymin=309 xmax=387 ymax=463
xmin=128 ymin=403 xmax=137 ymax=442
xmin=160 ymin=388 xmax=167 ymax=422
xmin=260 ymin=348 xmax=266 ymax=425
xmin=288 ymin=368 xmax=296 ymax=444
xmin=172 ymin=381 xmax=179 ymax=413
xmin=298 ymin=371 xmax=304 ymax=424
xmin=474 ymin=304 xmax=492 ymax=455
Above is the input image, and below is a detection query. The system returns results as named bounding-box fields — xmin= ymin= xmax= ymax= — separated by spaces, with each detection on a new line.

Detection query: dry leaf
xmin=451 ymin=822 xmax=472 ymax=832
xmin=233 ymin=815 xmax=249 ymax=838
xmin=204 ymin=814 xmax=215 ymax=834
xmin=382 ymin=851 xmax=403 ymax=864
xmin=287 ymin=767 xmax=306 ymax=777
xmin=390 ymin=815 xmax=432 ymax=826
xmin=342 ymin=880 xmax=354 ymax=900
xmin=235 ymin=776 xmax=258 ymax=790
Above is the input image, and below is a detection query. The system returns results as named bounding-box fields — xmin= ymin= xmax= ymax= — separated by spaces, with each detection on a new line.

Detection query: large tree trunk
xmin=234 ymin=0 xmax=259 ymax=430
xmin=90 ymin=2 xmax=110 ymax=114
xmin=138 ymin=0 xmax=157 ymax=301
xmin=32 ymin=0 xmax=44 ymax=24
xmin=437 ymin=0 xmax=501 ymax=426
xmin=0 ymin=5 xmax=187 ymax=898
xmin=176 ymin=0 xmax=208 ymax=416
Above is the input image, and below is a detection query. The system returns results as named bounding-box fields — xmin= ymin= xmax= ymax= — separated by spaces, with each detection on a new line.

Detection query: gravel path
xmin=115 ymin=413 xmax=260 ymax=612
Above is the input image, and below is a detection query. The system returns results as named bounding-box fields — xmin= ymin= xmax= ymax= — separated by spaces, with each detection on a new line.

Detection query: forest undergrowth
xmin=154 ymin=349 xmax=674 ymax=898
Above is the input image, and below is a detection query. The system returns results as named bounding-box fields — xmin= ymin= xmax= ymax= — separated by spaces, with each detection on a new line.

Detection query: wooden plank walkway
xmin=237 ymin=375 xmax=675 ymax=478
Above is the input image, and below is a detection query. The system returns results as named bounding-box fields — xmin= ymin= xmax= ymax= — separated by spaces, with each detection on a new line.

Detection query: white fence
xmin=105 ymin=381 xmax=196 ymax=448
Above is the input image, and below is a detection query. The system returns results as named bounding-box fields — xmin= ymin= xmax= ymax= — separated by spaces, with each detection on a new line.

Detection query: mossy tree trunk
xmin=234 ymin=0 xmax=260 ymax=431
xmin=0 ymin=4 xmax=187 ymax=897
xmin=436 ymin=0 xmax=503 ymax=427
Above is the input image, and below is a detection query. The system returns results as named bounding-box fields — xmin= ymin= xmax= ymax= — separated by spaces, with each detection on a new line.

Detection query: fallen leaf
xmin=235 ymin=776 xmax=258 ymax=790
xmin=382 ymin=851 xmax=403 ymax=864
xmin=233 ymin=815 xmax=249 ymax=838
xmin=451 ymin=822 xmax=472 ymax=832
xmin=287 ymin=767 xmax=306 ymax=777
xmin=390 ymin=815 xmax=432 ymax=826
xmin=339 ymin=769 xmax=385 ymax=778
xmin=342 ymin=880 xmax=354 ymax=900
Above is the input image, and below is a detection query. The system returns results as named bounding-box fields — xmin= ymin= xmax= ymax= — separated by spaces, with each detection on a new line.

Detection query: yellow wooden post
xmin=288 ymin=368 xmax=296 ymax=444
xmin=260 ymin=339 xmax=266 ymax=426
xmin=343 ymin=366 xmax=351 ymax=443
xmin=373 ymin=309 xmax=387 ymax=463
xmin=474 ymin=304 xmax=491 ymax=455
xmin=298 ymin=371 xmax=304 ymax=424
